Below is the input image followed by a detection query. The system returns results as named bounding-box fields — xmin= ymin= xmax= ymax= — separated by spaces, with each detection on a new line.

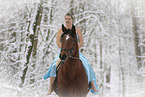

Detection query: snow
xmin=1 ymin=76 xmax=145 ymax=97
xmin=0 ymin=79 xmax=22 ymax=97
xmin=0 ymin=79 xmax=97 ymax=97
xmin=0 ymin=0 xmax=145 ymax=97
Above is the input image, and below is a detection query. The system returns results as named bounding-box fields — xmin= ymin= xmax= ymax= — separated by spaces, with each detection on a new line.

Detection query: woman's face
xmin=65 ymin=15 xmax=73 ymax=26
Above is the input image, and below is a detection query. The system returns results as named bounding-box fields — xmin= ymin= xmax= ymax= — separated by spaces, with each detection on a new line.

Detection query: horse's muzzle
xmin=59 ymin=54 xmax=67 ymax=61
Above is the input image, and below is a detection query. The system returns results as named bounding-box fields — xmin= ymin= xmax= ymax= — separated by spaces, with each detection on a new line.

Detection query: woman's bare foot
xmin=47 ymin=77 xmax=56 ymax=95
xmin=46 ymin=87 xmax=52 ymax=95
xmin=90 ymin=81 xmax=98 ymax=92
xmin=91 ymin=86 xmax=98 ymax=92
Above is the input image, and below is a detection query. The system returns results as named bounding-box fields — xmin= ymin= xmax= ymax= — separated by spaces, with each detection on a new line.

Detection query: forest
xmin=0 ymin=0 xmax=145 ymax=97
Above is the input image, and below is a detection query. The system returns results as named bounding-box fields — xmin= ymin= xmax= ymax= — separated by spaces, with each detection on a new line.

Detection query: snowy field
xmin=0 ymin=78 xmax=97 ymax=97
xmin=1 ymin=77 xmax=145 ymax=97
xmin=0 ymin=84 xmax=96 ymax=97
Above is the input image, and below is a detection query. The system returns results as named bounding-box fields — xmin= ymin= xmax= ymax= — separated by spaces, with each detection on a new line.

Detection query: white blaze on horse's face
xmin=65 ymin=35 xmax=70 ymax=41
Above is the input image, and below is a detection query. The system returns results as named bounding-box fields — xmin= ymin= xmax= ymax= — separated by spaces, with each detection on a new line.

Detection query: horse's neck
xmin=65 ymin=58 xmax=80 ymax=72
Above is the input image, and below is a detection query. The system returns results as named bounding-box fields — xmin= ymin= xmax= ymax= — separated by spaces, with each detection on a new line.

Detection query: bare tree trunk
xmin=20 ymin=1 xmax=43 ymax=86
xmin=100 ymin=42 xmax=103 ymax=69
xmin=43 ymin=0 xmax=57 ymax=58
xmin=20 ymin=34 xmax=34 ymax=86
xmin=131 ymin=0 xmax=142 ymax=69
xmin=30 ymin=2 xmax=43 ymax=84
xmin=99 ymin=40 xmax=104 ymax=97
xmin=119 ymin=37 xmax=125 ymax=97
xmin=20 ymin=11 xmax=32 ymax=87
xmin=142 ymin=35 xmax=145 ymax=67
xmin=45 ymin=0 xmax=56 ymax=41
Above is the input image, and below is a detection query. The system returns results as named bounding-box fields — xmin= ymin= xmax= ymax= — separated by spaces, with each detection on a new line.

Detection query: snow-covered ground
xmin=0 ymin=85 xmax=96 ymax=97
xmin=0 ymin=79 xmax=22 ymax=97
xmin=1 ymin=77 xmax=145 ymax=97
xmin=0 ymin=79 xmax=97 ymax=97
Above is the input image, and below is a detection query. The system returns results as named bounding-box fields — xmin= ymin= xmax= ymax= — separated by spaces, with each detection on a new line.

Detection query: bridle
xmin=56 ymin=38 xmax=78 ymax=77
xmin=56 ymin=25 xmax=79 ymax=72
xmin=61 ymin=40 xmax=75 ymax=57
xmin=59 ymin=35 xmax=79 ymax=62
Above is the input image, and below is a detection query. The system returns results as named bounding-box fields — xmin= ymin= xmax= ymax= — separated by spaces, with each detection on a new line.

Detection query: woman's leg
xmin=56 ymin=58 xmax=61 ymax=67
xmin=47 ymin=77 xmax=56 ymax=95
xmin=79 ymin=51 xmax=99 ymax=93
xmin=47 ymin=58 xmax=61 ymax=95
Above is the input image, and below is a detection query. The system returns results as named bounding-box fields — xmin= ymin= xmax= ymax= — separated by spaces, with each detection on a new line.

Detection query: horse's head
xmin=60 ymin=24 xmax=78 ymax=62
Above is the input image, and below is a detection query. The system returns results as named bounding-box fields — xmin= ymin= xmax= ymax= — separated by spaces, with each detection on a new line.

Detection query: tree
xmin=131 ymin=0 xmax=142 ymax=69
xmin=1 ymin=0 xmax=145 ymax=97
xmin=20 ymin=1 xmax=43 ymax=86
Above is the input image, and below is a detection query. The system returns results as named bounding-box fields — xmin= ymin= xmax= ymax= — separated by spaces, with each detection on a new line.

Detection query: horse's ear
xmin=72 ymin=25 xmax=76 ymax=34
xmin=62 ymin=24 xmax=67 ymax=32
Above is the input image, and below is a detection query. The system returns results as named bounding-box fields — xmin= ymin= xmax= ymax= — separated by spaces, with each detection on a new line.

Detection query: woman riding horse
xmin=57 ymin=24 xmax=88 ymax=97
xmin=43 ymin=13 xmax=99 ymax=95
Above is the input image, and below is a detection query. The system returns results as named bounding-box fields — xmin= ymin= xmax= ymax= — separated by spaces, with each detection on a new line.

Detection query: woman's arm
xmin=56 ymin=28 xmax=62 ymax=48
xmin=76 ymin=28 xmax=83 ymax=49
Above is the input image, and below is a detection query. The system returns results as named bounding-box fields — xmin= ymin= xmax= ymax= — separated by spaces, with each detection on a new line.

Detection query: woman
xmin=43 ymin=13 xmax=99 ymax=95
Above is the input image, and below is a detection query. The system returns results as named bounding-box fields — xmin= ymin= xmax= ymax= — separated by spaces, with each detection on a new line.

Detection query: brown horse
xmin=53 ymin=24 xmax=89 ymax=97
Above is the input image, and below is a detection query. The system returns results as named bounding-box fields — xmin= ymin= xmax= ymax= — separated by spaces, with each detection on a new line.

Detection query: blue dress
xmin=43 ymin=35 xmax=99 ymax=94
